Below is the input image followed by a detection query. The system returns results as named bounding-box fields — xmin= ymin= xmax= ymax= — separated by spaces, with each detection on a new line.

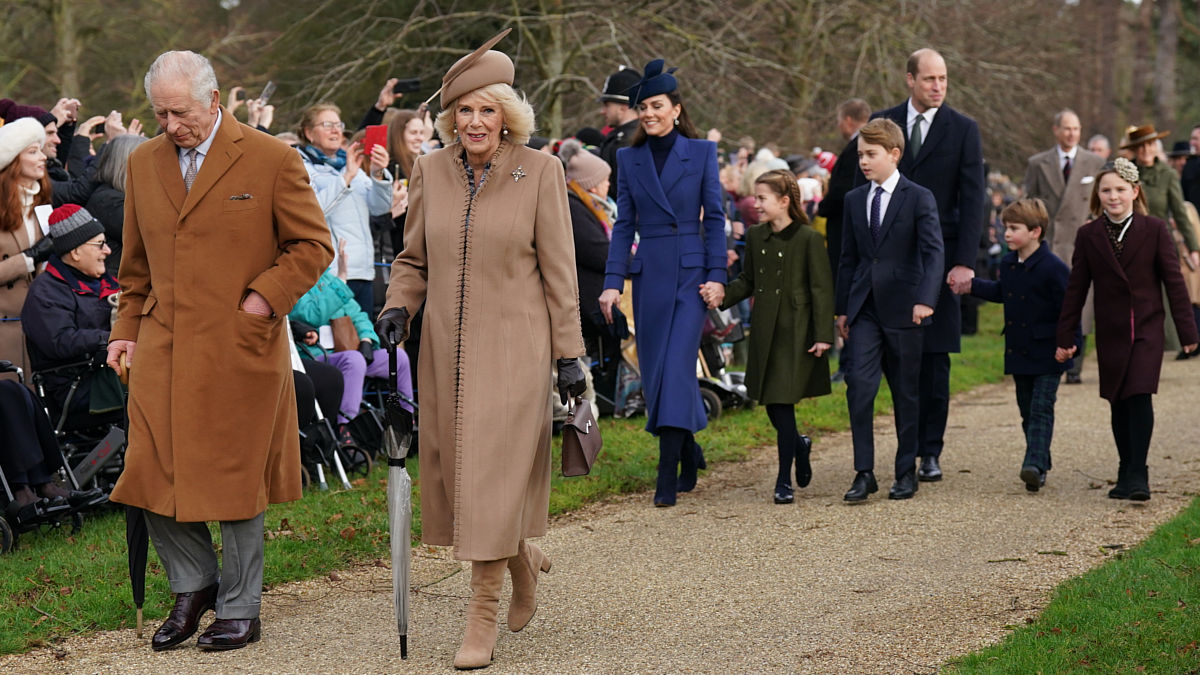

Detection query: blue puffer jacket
xmin=299 ymin=147 xmax=392 ymax=282
xmin=289 ymin=271 xmax=381 ymax=360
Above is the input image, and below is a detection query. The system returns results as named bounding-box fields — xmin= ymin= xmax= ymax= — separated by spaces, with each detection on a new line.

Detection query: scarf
xmin=300 ymin=144 xmax=347 ymax=171
xmin=567 ymin=180 xmax=611 ymax=237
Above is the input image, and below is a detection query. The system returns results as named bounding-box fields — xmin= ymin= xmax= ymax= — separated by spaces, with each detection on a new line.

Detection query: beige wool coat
xmin=0 ymin=187 xmax=48 ymax=382
xmin=109 ymin=111 xmax=333 ymax=522
xmin=384 ymin=140 xmax=584 ymax=562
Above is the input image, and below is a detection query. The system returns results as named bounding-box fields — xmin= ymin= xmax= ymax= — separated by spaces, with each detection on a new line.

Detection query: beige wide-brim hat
xmin=1120 ymin=124 xmax=1170 ymax=150
xmin=440 ymin=28 xmax=514 ymax=109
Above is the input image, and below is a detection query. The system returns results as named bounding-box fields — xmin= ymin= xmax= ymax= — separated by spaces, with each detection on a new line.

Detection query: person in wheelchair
xmin=289 ymin=270 xmax=413 ymax=437
xmin=20 ymin=205 xmax=123 ymax=431
xmin=0 ymin=377 xmax=105 ymax=519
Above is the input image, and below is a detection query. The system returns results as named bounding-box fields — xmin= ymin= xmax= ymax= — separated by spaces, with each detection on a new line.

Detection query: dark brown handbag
xmin=561 ymin=396 xmax=602 ymax=477
xmin=330 ymin=315 xmax=360 ymax=352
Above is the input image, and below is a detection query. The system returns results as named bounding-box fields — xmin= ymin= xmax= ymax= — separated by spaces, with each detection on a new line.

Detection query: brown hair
xmin=999 ymin=198 xmax=1049 ymax=241
xmin=296 ymin=102 xmax=341 ymax=146
xmin=1088 ymin=167 xmax=1149 ymax=218
xmin=837 ymin=98 xmax=871 ymax=124
xmin=631 ymin=91 xmax=699 ymax=146
xmin=754 ymin=169 xmax=809 ymax=227
xmin=0 ymin=159 xmax=51 ymax=233
xmin=386 ymin=109 xmax=420 ymax=179
xmin=858 ymin=118 xmax=905 ymax=154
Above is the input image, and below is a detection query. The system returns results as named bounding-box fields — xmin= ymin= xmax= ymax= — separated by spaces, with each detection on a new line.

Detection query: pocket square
xmin=229 ymin=193 xmax=254 ymax=200
xmin=1079 ymin=176 xmax=1094 ymax=185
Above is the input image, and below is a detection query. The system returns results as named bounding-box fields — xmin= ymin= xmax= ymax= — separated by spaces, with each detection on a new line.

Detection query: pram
xmin=0 ymin=360 xmax=109 ymax=554
xmin=290 ymin=342 xmax=373 ymax=491
xmin=698 ymin=307 xmax=752 ymax=419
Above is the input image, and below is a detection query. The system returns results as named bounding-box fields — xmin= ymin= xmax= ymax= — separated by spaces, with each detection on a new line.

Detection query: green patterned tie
xmin=910 ymin=116 xmax=923 ymax=159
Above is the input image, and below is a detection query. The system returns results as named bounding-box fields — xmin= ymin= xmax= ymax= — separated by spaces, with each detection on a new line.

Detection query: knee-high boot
xmin=506 ymin=540 xmax=551 ymax=632
xmin=454 ymin=559 xmax=507 ymax=670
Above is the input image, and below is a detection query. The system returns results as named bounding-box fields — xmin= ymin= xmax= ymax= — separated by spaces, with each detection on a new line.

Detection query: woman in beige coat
xmin=0 ymin=118 xmax=54 ymax=382
xmin=376 ymin=30 xmax=585 ymax=670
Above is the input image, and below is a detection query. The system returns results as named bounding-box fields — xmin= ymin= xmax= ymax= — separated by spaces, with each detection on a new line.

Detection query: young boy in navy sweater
xmin=957 ymin=198 xmax=1077 ymax=492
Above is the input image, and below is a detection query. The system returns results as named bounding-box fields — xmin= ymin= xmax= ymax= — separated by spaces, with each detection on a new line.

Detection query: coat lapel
xmin=876 ymin=179 xmax=908 ymax=249
xmin=629 ymin=143 xmax=675 ymax=220
xmin=179 ymin=112 xmax=245 ymax=221
xmin=153 ymin=140 xmax=186 ymax=215
xmin=658 ymin=135 xmax=689 ymax=195
xmin=1119 ymin=214 xmax=1152 ymax=270
xmin=910 ymin=108 xmax=946 ymax=169
xmin=1091 ymin=220 xmax=1129 ymax=282
xmin=1042 ymin=151 xmax=1065 ymax=195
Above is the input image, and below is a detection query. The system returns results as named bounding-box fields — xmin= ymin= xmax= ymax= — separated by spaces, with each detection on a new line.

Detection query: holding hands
xmin=946 ymin=264 xmax=975 ymax=295
xmin=698 ymin=281 xmax=725 ymax=309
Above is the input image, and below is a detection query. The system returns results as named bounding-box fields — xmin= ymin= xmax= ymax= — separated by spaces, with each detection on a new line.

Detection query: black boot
xmin=1127 ymin=465 xmax=1150 ymax=501
xmin=655 ymin=430 xmax=683 ymax=506
xmin=1108 ymin=463 xmax=1134 ymax=499
xmin=795 ymin=434 xmax=812 ymax=488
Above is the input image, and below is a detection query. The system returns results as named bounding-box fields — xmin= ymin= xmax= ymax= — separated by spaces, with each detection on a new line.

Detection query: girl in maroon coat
xmin=1056 ymin=157 xmax=1198 ymax=500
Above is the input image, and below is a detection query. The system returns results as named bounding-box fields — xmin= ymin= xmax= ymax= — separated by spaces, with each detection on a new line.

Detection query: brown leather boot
xmin=453 ymin=559 xmax=506 ymax=670
xmin=506 ymin=540 xmax=551 ymax=632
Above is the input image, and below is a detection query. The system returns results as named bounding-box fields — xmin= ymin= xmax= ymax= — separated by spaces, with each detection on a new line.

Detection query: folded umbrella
xmin=384 ymin=342 xmax=415 ymax=658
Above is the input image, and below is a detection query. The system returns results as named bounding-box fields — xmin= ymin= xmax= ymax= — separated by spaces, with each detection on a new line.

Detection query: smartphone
xmin=235 ymin=89 xmax=248 ymax=101
xmin=363 ymin=124 xmax=388 ymax=159
xmin=259 ymin=81 xmax=276 ymax=105
xmin=392 ymin=78 xmax=421 ymax=94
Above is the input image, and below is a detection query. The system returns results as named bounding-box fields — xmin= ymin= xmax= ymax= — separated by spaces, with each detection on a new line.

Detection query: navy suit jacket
xmin=970 ymin=242 xmax=1076 ymax=375
xmin=836 ymin=174 xmax=944 ymax=329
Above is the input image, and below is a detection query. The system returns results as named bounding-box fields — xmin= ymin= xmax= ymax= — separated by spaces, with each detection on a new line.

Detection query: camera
xmin=392 ymin=78 xmax=421 ymax=94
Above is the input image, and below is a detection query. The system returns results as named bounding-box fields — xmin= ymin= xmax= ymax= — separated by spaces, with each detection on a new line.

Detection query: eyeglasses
xmin=83 ymin=241 xmax=111 ymax=250
xmin=313 ymin=121 xmax=346 ymax=131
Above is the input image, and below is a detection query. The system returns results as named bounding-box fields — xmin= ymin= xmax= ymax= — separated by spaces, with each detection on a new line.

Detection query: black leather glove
xmin=556 ymin=358 xmax=586 ymax=405
xmin=22 ymin=236 xmax=54 ymax=264
xmin=374 ymin=306 xmax=410 ymax=350
xmin=289 ymin=319 xmax=318 ymax=344
xmin=357 ymin=340 xmax=375 ymax=364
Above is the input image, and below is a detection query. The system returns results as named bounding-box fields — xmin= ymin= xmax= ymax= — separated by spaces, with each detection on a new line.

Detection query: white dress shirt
xmin=177 ymin=108 xmax=223 ymax=177
xmin=867 ymin=169 xmax=902 ymax=227
xmin=1057 ymin=145 xmax=1078 ymax=174
xmin=906 ymin=99 xmax=938 ymax=141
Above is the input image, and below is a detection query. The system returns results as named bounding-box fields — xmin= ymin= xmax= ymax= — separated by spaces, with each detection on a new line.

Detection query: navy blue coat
xmin=970 ymin=243 xmax=1075 ymax=375
xmin=837 ymin=174 xmax=944 ymax=329
xmin=860 ymin=102 xmax=985 ymax=352
xmin=604 ymin=135 xmax=726 ymax=433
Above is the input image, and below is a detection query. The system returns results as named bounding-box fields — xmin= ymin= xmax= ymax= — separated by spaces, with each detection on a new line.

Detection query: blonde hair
xmin=434 ymin=82 xmax=534 ymax=146
xmin=296 ymin=102 xmax=341 ymax=146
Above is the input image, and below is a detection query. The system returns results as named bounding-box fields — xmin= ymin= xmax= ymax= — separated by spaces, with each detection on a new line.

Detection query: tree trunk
xmin=52 ymin=0 xmax=82 ymax=97
xmin=1154 ymin=0 xmax=1179 ymax=133
xmin=1128 ymin=0 xmax=1154 ymax=126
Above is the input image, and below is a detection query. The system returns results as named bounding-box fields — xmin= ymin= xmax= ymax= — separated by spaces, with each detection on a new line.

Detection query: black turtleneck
xmin=647 ymin=129 xmax=679 ymax=176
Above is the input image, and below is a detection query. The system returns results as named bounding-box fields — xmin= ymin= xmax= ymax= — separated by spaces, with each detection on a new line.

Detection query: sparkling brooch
xmin=512 ymin=166 xmax=526 ymax=182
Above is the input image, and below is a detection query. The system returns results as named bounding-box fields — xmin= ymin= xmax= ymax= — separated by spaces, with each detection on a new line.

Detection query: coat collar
xmin=446 ymin=138 xmax=519 ymax=196
xmin=627 ymin=136 xmax=684 ymax=220
xmin=152 ymin=105 xmax=245 ymax=219
xmin=889 ymin=102 xmax=953 ymax=171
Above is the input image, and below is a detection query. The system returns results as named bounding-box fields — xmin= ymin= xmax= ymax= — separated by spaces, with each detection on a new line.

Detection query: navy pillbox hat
xmin=627 ymin=59 xmax=678 ymax=107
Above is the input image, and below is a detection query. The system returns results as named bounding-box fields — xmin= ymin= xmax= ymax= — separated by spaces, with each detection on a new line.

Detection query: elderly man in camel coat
xmin=106 ymin=51 xmax=332 ymax=652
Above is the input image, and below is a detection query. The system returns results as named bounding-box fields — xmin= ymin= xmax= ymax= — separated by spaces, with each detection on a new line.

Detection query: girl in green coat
xmin=705 ymin=170 xmax=835 ymax=504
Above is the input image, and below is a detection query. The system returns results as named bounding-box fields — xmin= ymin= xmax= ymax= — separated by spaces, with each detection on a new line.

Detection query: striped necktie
xmin=183 ymin=149 xmax=198 ymax=192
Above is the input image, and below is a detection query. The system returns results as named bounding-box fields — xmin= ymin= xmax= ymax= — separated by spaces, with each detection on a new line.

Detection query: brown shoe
xmin=506 ymin=541 xmax=551 ymax=632
xmin=151 ymin=583 xmax=218 ymax=651
xmin=196 ymin=617 xmax=262 ymax=651
xmin=453 ymin=559 xmax=506 ymax=670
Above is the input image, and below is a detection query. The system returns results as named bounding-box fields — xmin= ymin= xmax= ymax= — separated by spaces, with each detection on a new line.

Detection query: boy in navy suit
xmin=956 ymin=198 xmax=1077 ymax=492
xmin=836 ymin=118 xmax=944 ymax=502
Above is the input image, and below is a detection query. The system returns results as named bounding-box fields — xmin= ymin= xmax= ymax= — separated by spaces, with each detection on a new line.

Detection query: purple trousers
xmin=316 ymin=348 xmax=413 ymax=423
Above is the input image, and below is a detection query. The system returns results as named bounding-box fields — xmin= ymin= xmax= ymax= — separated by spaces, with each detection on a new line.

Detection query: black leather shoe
xmin=151 ymin=583 xmax=218 ymax=651
xmin=795 ymin=435 xmax=813 ymax=488
xmin=1064 ymin=372 xmax=1082 ymax=384
xmin=1020 ymin=465 xmax=1046 ymax=492
xmin=693 ymin=442 xmax=707 ymax=471
xmin=917 ymin=456 xmax=942 ymax=482
xmin=843 ymin=471 xmax=877 ymax=503
xmin=773 ymin=483 xmax=794 ymax=504
xmin=888 ymin=470 xmax=919 ymax=500
xmin=197 ymin=617 xmax=261 ymax=651
xmin=1175 ymin=349 xmax=1194 ymax=361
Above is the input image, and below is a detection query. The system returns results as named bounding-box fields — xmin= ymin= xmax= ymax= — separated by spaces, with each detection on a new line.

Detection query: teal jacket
xmin=289 ymin=271 xmax=380 ymax=359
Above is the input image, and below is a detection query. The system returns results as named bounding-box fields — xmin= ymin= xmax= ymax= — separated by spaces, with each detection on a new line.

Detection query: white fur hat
xmin=0 ymin=117 xmax=45 ymax=172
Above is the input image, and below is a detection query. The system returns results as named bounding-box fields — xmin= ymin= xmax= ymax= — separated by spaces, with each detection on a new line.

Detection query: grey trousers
xmin=143 ymin=510 xmax=265 ymax=619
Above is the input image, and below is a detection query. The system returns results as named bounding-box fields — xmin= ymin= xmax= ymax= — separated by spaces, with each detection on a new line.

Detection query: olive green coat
xmin=1139 ymin=158 xmax=1199 ymax=252
xmin=722 ymin=221 xmax=834 ymax=404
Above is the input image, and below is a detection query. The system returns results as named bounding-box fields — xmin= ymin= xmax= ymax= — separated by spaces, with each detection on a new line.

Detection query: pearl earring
xmin=502 ymin=126 xmax=509 ymax=135
xmin=673 ymin=117 xmax=679 ymax=126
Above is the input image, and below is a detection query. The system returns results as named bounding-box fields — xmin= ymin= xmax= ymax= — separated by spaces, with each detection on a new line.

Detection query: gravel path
xmin=5 ymin=358 xmax=1199 ymax=674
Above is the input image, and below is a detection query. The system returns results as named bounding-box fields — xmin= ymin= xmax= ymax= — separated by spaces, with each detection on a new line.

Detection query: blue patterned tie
xmin=870 ymin=185 xmax=882 ymax=243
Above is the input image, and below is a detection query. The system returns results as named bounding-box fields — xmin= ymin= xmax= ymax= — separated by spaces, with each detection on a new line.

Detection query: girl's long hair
xmin=0 ymin=158 xmax=51 ymax=233
xmin=754 ymin=169 xmax=809 ymax=227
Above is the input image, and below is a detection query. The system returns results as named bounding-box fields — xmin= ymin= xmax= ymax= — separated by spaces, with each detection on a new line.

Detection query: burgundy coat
xmin=1057 ymin=214 xmax=1199 ymax=401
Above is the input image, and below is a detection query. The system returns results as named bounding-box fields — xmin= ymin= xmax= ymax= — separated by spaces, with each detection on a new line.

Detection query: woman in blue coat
xmin=598 ymin=60 xmax=727 ymax=507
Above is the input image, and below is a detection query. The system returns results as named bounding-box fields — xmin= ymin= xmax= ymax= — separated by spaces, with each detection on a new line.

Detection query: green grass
xmin=3 ymin=305 xmax=1008 ymax=655
xmin=944 ymin=498 xmax=1200 ymax=674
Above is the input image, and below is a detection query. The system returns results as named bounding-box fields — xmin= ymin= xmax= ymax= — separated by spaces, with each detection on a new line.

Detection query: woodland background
xmin=2 ymin=0 xmax=1198 ymax=176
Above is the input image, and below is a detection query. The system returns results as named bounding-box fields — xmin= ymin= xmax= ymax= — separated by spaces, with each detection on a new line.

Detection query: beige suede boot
xmin=506 ymin=540 xmax=552 ymax=632
xmin=453 ymin=559 xmax=507 ymax=670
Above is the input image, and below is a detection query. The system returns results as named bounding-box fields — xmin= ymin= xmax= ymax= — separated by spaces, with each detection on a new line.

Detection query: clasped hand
xmin=697 ymin=281 xmax=724 ymax=309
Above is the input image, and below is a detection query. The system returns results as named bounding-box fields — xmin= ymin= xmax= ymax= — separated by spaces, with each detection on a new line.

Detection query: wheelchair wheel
xmin=700 ymin=388 xmax=723 ymax=420
xmin=0 ymin=517 xmax=15 ymax=554
xmin=337 ymin=445 xmax=373 ymax=478
xmin=300 ymin=464 xmax=312 ymax=490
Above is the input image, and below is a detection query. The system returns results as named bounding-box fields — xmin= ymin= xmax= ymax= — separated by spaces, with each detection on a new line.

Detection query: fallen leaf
xmin=1147 ymin=590 xmax=1158 ymax=597
xmin=279 ymin=518 xmax=290 ymax=530
xmin=328 ymin=571 xmax=341 ymax=582
xmin=339 ymin=526 xmax=357 ymax=540
xmin=326 ymin=513 xmax=344 ymax=524
xmin=59 ymin=587 xmax=72 ymax=596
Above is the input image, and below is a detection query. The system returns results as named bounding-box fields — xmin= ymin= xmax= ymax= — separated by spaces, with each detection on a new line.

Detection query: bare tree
xmin=1154 ymin=0 xmax=1179 ymax=133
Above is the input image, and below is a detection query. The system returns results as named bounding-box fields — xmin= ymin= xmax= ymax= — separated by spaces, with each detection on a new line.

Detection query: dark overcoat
xmin=863 ymin=102 xmax=985 ymax=353
xmin=722 ymin=221 xmax=834 ymax=404
xmin=604 ymin=135 xmax=726 ymax=433
xmin=970 ymin=243 xmax=1075 ymax=375
xmin=1056 ymin=214 xmax=1198 ymax=401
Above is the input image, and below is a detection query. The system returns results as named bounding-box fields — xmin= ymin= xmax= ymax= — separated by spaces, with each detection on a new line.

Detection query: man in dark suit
xmin=1180 ymin=124 xmax=1200 ymax=209
xmin=818 ymin=98 xmax=871 ymax=287
xmin=597 ymin=66 xmax=641 ymax=199
xmin=859 ymin=48 xmax=985 ymax=482
xmin=837 ymin=119 xmax=944 ymax=502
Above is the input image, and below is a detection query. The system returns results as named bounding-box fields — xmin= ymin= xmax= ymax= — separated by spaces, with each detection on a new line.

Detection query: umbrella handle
xmin=388 ymin=338 xmax=397 ymax=394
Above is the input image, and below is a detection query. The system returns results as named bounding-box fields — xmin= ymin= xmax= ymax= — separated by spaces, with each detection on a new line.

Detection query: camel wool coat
xmin=0 ymin=187 xmax=47 ymax=381
xmin=109 ymin=111 xmax=333 ymax=522
xmin=384 ymin=140 xmax=584 ymax=562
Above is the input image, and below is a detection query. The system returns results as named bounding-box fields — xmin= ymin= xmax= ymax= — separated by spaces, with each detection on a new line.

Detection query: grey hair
xmin=144 ymin=51 xmax=219 ymax=105
xmin=1053 ymin=109 xmax=1078 ymax=127
xmin=1087 ymin=133 xmax=1110 ymax=149
xmin=94 ymin=134 xmax=147 ymax=193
